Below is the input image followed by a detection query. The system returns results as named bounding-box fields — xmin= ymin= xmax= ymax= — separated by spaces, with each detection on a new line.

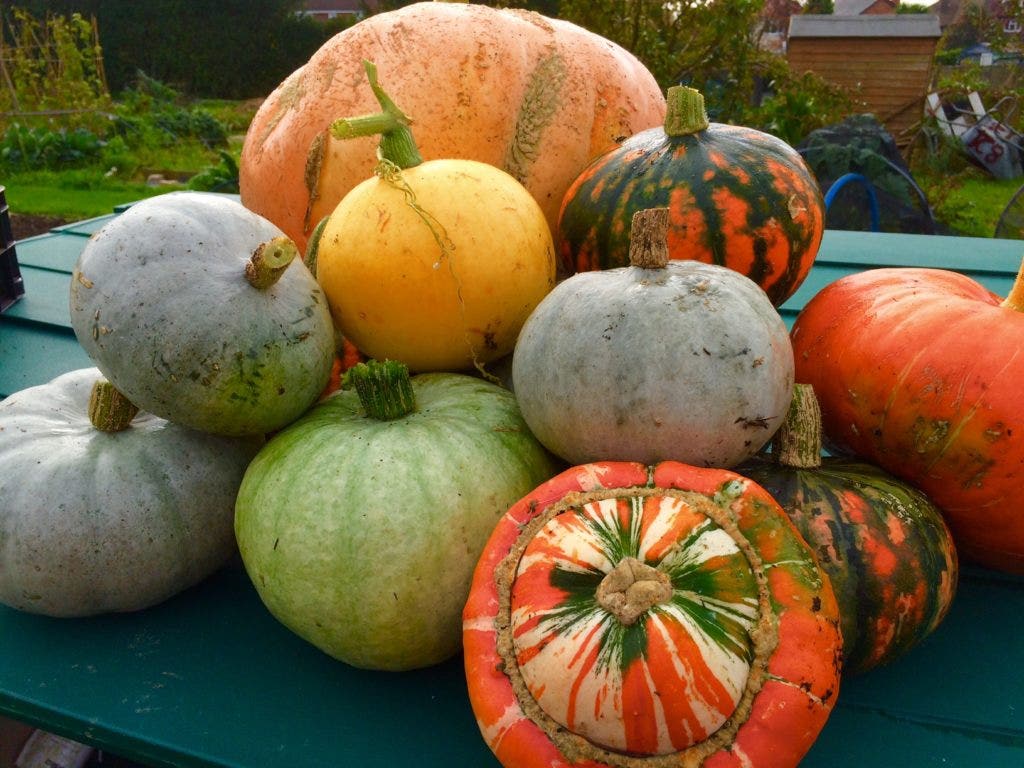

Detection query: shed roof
xmin=789 ymin=13 xmax=942 ymax=37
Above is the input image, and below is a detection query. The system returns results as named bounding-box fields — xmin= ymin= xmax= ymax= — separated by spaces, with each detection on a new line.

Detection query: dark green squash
xmin=556 ymin=86 xmax=824 ymax=305
xmin=736 ymin=384 xmax=958 ymax=675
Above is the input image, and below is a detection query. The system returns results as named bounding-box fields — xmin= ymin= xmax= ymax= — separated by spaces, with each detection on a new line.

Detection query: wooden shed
xmin=787 ymin=14 xmax=942 ymax=146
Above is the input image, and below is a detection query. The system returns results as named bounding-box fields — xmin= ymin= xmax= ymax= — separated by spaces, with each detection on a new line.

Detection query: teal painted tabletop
xmin=1 ymin=210 xmax=1023 ymax=768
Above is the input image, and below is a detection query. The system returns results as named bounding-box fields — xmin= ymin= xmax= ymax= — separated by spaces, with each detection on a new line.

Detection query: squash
xmin=511 ymin=208 xmax=794 ymax=468
xmin=0 ymin=369 xmax=262 ymax=617
xmin=791 ymin=261 xmax=1024 ymax=574
xmin=463 ymin=460 xmax=841 ymax=768
xmin=68 ymin=191 xmax=335 ymax=437
xmin=239 ymin=1 xmax=666 ymax=253
xmin=556 ymin=86 xmax=824 ymax=305
xmin=312 ymin=62 xmax=556 ymax=373
xmin=234 ymin=360 xmax=561 ymax=671
xmin=737 ymin=385 xmax=958 ymax=675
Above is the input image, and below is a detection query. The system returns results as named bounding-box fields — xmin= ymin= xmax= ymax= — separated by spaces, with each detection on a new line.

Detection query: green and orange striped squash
xmin=464 ymin=460 xmax=842 ymax=768
xmin=737 ymin=385 xmax=959 ymax=676
xmin=556 ymin=87 xmax=824 ymax=305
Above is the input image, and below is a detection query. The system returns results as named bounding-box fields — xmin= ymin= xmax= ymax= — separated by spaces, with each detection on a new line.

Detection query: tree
xmin=802 ymin=0 xmax=834 ymax=14
xmin=7 ymin=0 xmax=345 ymax=97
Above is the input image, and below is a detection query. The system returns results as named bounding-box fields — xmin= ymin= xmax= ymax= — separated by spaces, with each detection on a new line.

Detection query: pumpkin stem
xmin=246 ymin=236 xmax=299 ymax=289
xmin=346 ymin=359 xmax=417 ymax=420
xmin=999 ymin=257 xmax=1024 ymax=313
xmin=771 ymin=384 xmax=823 ymax=469
xmin=628 ymin=208 xmax=671 ymax=269
xmin=596 ymin=557 xmax=673 ymax=626
xmin=664 ymin=86 xmax=710 ymax=137
xmin=88 ymin=379 xmax=139 ymax=433
xmin=329 ymin=60 xmax=424 ymax=170
xmin=303 ymin=215 xmax=330 ymax=279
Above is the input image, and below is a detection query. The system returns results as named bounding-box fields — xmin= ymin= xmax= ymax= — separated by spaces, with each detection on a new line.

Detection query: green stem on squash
xmin=328 ymin=60 xmax=424 ymax=170
xmin=303 ymin=215 xmax=330 ymax=279
xmin=664 ymin=86 xmax=710 ymax=138
xmin=771 ymin=383 xmax=823 ymax=469
xmin=89 ymin=380 xmax=139 ymax=433
xmin=628 ymin=207 xmax=671 ymax=269
xmin=346 ymin=359 xmax=417 ymax=421
xmin=1000 ymin=257 xmax=1024 ymax=312
xmin=245 ymin=236 xmax=299 ymax=289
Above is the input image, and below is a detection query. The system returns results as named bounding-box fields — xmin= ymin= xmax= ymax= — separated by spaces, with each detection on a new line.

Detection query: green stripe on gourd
xmin=737 ymin=384 xmax=959 ymax=675
xmin=556 ymin=86 xmax=824 ymax=306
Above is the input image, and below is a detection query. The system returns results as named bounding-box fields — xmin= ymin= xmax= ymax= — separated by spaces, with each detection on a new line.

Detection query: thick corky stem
xmin=772 ymin=383 xmax=824 ymax=469
xmin=628 ymin=208 xmax=671 ymax=270
xmin=246 ymin=236 xmax=298 ymax=289
xmin=89 ymin=380 xmax=139 ymax=432
xmin=596 ymin=557 xmax=673 ymax=626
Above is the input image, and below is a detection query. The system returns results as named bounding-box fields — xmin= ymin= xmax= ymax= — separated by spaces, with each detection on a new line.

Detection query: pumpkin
xmin=239 ymin=1 xmax=666 ymax=253
xmin=737 ymin=384 xmax=959 ymax=675
xmin=463 ymin=460 xmax=842 ymax=768
xmin=0 ymin=369 xmax=262 ymax=617
xmin=312 ymin=62 xmax=556 ymax=373
xmin=791 ymin=262 xmax=1024 ymax=574
xmin=511 ymin=208 xmax=794 ymax=468
xmin=234 ymin=360 xmax=561 ymax=671
xmin=556 ymin=86 xmax=824 ymax=305
xmin=68 ymin=191 xmax=335 ymax=437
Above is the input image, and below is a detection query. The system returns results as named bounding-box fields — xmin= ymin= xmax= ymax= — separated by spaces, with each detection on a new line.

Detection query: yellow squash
xmin=314 ymin=62 xmax=556 ymax=373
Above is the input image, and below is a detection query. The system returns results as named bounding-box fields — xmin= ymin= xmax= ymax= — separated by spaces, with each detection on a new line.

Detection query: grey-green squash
xmin=0 ymin=368 xmax=262 ymax=617
xmin=68 ymin=191 xmax=335 ymax=436
xmin=511 ymin=208 xmax=794 ymax=468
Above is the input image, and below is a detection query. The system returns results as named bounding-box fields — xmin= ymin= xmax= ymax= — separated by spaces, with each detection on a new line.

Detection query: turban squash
xmin=239 ymin=1 xmax=666 ymax=252
xmin=463 ymin=460 xmax=841 ymax=768
xmin=791 ymin=263 xmax=1024 ymax=574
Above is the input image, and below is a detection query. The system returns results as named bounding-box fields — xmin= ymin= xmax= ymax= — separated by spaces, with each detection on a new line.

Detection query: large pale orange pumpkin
xmin=239 ymin=1 xmax=666 ymax=253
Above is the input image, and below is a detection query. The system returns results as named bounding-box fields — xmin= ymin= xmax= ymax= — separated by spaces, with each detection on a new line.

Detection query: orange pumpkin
xmin=239 ymin=1 xmax=666 ymax=252
xmin=791 ymin=263 xmax=1024 ymax=574
xmin=463 ymin=461 xmax=842 ymax=768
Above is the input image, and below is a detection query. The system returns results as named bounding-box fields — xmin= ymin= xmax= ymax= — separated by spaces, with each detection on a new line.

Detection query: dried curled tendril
xmin=372 ymin=155 xmax=499 ymax=384
xmin=374 ymin=156 xmax=456 ymax=269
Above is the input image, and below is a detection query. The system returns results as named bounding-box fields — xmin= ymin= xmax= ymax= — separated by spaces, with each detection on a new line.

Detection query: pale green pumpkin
xmin=234 ymin=360 xmax=560 ymax=671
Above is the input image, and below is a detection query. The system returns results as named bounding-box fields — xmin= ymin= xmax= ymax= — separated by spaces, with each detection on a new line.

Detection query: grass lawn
xmin=4 ymin=176 xmax=184 ymax=220
xmin=916 ymin=170 xmax=1023 ymax=238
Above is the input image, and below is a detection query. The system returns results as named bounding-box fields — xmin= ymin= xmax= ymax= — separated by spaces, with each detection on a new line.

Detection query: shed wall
xmin=787 ymin=37 xmax=939 ymax=145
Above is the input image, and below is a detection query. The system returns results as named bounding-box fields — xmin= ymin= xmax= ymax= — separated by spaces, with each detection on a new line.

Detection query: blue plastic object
xmin=823 ymin=172 xmax=881 ymax=232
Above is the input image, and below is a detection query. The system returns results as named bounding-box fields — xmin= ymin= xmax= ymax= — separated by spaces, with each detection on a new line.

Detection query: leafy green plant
xmin=0 ymin=123 xmax=104 ymax=169
xmin=187 ymin=150 xmax=239 ymax=193
xmin=0 ymin=8 xmax=111 ymax=129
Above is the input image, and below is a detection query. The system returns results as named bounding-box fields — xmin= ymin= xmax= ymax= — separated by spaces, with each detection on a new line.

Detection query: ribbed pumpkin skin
xmin=239 ymin=2 xmax=666 ymax=252
xmin=738 ymin=456 xmax=958 ymax=675
xmin=234 ymin=373 xmax=560 ymax=671
xmin=0 ymin=368 xmax=262 ymax=617
xmin=463 ymin=461 xmax=841 ymax=768
xmin=557 ymin=123 xmax=824 ymax=305
xmin=790 ymin=267 xmax=1024 ymax=574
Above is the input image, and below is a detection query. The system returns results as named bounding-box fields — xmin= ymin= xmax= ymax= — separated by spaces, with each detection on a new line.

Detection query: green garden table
xmin=1 ymin=212 xmax=1023 ymax=767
